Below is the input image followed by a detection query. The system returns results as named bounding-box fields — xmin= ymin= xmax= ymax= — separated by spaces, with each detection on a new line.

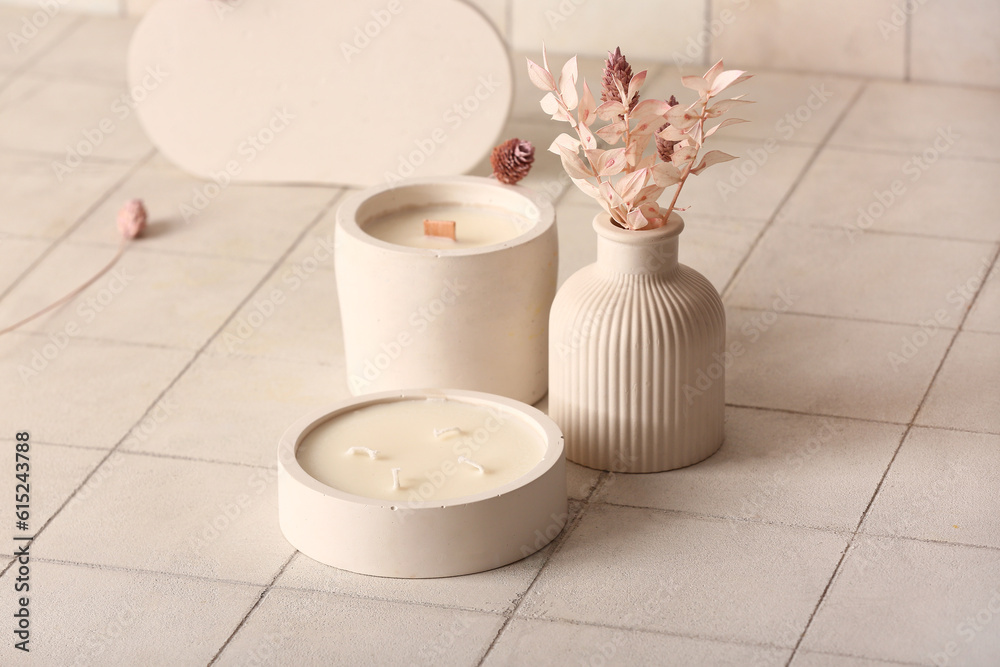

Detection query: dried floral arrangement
xmin=527 ymin=47 xmax=752 ymax=230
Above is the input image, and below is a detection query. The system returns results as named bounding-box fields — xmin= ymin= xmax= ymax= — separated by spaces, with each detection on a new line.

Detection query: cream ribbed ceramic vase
xmin=548 ymin=212 xmax=726 ymax=473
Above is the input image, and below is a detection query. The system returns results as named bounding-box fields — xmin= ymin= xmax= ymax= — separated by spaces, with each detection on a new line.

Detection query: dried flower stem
xmin=0 ymin=199 xmax=146 ymax=337
xmin=661 ymin=103 xmax=710 ymax=221
xmin=0 ymin=240 xmax=127 ymax=336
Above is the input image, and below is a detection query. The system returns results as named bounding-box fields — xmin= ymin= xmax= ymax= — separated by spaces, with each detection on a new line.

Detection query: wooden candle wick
xmin=423 ymin=219 xmax=456 ymax=241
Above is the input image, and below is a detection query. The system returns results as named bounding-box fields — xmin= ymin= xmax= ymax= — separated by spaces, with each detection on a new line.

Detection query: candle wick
xmin=423 ymin=218 xmax=457 ymax=241
xmin=457 ymin=456 xmax=484 ymax=474
xmin=433 ymin=426 xmax=461 ymax=439
xmin=391 ymin=467 xmax=402 ymax=490
xmin=347 ymin=446 xmax=379 ymax=460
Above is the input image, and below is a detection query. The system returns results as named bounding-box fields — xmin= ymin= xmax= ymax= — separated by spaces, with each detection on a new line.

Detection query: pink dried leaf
xmin=578 ymin=122 xmax=598 ymax=150
xmin=656 ymin=124 xmax=689 ymax=142
xmin=630 ymin=98 xmax=671 ymax=124
xmin=681 ymin=75 xmax=709 ymax=93
xmin=571 ymin=177 xmax=600 ymax=200
xmin=635 ymin=182 xmax=666 ymax=204
xmin=617 ymin=167 xmax=649 ymax=203
xmin=708 ymin=69 xmax=747 ymax=96
xmin=555 ymin=143 xmax=593 ymax=179
xmin=626 ymin=70 xmax=648 ymax=104
xmin=704 ymin=117 xmax=749 ymax=138
xmin=670 ymin=144 xmax=698 ymax=167
xmin=594 ymin=121 xmax=625 ymax=144
xmin=548 ymin=132 xmax=581 ymax=155
xmin=596 ymin=147 xmax=628 ymax=177
xmin=703 ymin=59 xmax=724 ymax=85
xmin=666 ymin=103 xmax=701 ymax=130
xmin=579 ymin=80 xmax=598 ymax=127
xmin=706 ymin=97 xmax=754 ymax=118
xmin=559 ymin=56 xmax=579 ymax=110
xmin=596 ymin=99 xmax=626 ymax=121
xmin=626 ymin=207 xmax=648 ymax=230
xmin=594 ymin=192 xmax=615 ymax=217
xmin=598 ymin=179 xmax=624 ymax=208
xmin=540 ymin=92 xmax=560 ymax=116
xmin=690 ymin=149 xmax=738 ymax=175
xmin=625 ymin=132 xmax=653 ymax=167
xmin=651 ymin=162 xmax=682 ymax=187
xmin=526 ymin=57 xmax=557 ymax=91
xmin=634 ymin=153 xmax=657 ymax=170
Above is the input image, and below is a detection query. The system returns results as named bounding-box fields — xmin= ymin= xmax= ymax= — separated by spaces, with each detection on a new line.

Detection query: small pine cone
xmin=117 ymin=199 xmax=147 ymax=240
xmin=601 ymin=47 xmax=638 ymax=111
xmin=655 ymin=96 xmax=680 ymax=162
xmin=491 ymin=138 xmax=534 ymax=185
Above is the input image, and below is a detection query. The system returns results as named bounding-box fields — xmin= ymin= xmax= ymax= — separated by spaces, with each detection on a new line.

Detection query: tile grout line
xmin=485 ymin=609 xmax=802 ymax=656
xmin=814 ymin=140 xmax=1000 ymax=164
xmin=0 ymin=12 xmax=85 ymax=97
xmin=0 ymin=190 xmax=345 ymax=582
xmin=721 ymin=81 xmax=869 ymax=301
xmin=903 ymin=2 xmax=912 ymax=83
xmin=0 ymin=147 xmax=157 ymax=302
xmin=784 ymin=242 xmax=1000 ymax=666
xmin=474 ymin=471 xmax=610 ymax=666
xmin=206 ymin=551 xmax=297 ymax=666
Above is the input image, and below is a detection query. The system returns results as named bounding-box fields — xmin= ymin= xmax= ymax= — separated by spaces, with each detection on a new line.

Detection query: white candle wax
xmin=296 ymin=398 xmax=545 ymax=502
xmin=363 ymin=204 xmax=529 ymax=249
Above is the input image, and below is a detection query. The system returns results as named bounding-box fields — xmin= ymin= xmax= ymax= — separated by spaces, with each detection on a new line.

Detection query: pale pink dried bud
xmin=117 ymin=199 xmax=147 ymax=240
xmin=601 ymin=47 xmax=638 ymax=112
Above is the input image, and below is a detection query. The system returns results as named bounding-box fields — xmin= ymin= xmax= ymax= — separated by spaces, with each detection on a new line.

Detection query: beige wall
xmin=6 ymin=0 xmax=998 ymax=87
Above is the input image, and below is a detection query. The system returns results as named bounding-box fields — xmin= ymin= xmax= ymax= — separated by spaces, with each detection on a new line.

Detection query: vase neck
xmin=593 ymin=214 xmax=682 ymax=276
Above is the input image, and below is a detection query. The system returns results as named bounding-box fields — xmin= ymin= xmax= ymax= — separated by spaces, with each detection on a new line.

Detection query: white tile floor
xmin=0 ymin=10 xmax=998 ymax=667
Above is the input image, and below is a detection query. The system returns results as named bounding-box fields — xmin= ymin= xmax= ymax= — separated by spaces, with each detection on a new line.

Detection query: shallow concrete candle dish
xmin=278 ymin=389 xmax=567 ymax=578
xmin=335 ymin=176 xmax=558 ymax=404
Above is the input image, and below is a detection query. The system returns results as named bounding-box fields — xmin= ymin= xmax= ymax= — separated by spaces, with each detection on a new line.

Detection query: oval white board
xmin=128 ymin=0 xmax=512 ymax=186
